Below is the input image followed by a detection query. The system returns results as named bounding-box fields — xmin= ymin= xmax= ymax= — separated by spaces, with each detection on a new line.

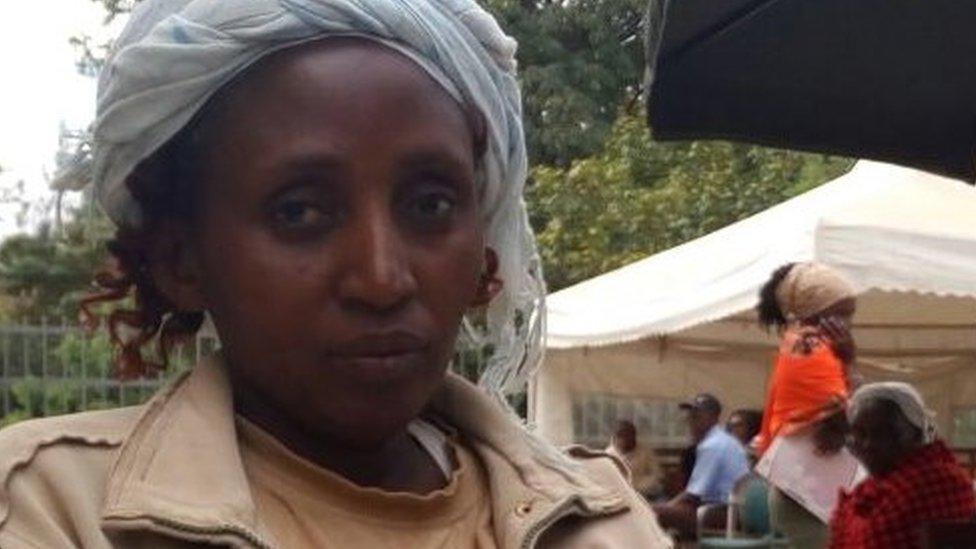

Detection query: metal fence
xmin=0 ymin=322 xmax=496 ymax=425
xmin=0 ymin=321 xmax=217 ymax=424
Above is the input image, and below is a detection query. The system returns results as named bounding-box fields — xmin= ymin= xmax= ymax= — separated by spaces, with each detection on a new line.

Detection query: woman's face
xmin=848 ymin=400 xmax=920 ymax=476
xmin=175 ymin=39 xmax=485 ymax=448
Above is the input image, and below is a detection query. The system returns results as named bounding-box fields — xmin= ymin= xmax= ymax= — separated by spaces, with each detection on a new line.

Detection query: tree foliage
xmin=529 ymin=112 xmax=853 ymax=290
xmin=0 ymin=195 xmax=112 ymax=321
xmin=485 ymin=0 xmax=646 ymax=167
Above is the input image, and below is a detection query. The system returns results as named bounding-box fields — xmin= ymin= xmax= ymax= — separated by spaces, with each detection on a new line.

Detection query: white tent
xmin=532 ymin=161 xmax=976 ymax=448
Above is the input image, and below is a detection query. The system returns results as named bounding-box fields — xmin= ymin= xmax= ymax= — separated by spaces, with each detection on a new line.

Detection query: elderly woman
xmin=0 ymin=1 xmax=671 ymax=547
xmin=755 ymin=262 xmax=861 ymax=548
xmin=830 ymin=382 xmax=976 ymax=548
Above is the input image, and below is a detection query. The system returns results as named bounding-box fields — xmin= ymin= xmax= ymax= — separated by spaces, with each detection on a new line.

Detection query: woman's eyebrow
xmin=268 ymin=152 xmax=346 ymax=180
xmin=397 ymin=149 xmax=470 ymax=174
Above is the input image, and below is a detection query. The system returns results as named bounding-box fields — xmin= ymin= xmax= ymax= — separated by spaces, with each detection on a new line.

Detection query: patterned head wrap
xmin=53 ymin=0 xmax=545 ymax=399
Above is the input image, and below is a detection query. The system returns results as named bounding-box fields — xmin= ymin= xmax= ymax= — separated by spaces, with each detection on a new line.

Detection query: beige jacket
xmin=0 ymin=356 xmax=672 ymax=548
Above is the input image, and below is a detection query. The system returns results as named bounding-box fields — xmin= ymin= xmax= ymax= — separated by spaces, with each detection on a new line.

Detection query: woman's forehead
xmin=213 ymin=38 xmax=465 ymax=126
xmin=195 ymin=38 xmax=476 ymax=174
xmin=854 ymin=399 xmax=902 ymax=427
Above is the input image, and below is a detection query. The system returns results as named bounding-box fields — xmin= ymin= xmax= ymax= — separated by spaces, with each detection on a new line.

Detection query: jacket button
xmin=515 ymin=501 xmax=532 ymax=517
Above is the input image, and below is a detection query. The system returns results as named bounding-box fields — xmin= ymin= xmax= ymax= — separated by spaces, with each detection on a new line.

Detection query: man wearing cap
xmin=653 ymin=393 xmax=750 ymax=538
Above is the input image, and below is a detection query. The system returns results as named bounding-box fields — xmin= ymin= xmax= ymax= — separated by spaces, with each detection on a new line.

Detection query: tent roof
xmin=545 ymin=161 xmax=976 ymax=349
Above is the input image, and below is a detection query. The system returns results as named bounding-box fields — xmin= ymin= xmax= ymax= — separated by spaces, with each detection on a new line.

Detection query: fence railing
xmin=0 ymin=322 xmax=495 ymax=426
xmin=0 ymin=321 xmax=217 ymax=425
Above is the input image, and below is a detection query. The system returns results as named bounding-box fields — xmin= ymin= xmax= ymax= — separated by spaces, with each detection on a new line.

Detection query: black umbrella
xmin=644 ymin=0 xmax=976 ymax=181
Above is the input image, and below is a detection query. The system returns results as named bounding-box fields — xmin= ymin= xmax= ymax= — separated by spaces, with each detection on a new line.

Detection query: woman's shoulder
xmin=555 ymin=445 xmax=674 ymax=547
xmin=0 ymin=405 xmax=141 ymax=449
xmin=0 ymin=406 xmax=141 ymax=475
xmin=0 ymin=407 xmax=142 ymax=546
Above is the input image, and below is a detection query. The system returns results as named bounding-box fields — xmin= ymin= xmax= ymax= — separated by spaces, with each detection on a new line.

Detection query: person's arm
xmin=652 ymin=492 xmax=700 ymax=538
xmin=653 ymin=442 xmax=726 ymax=538
xmin=756 ymin=343 xmax=784 ymax=455
xmin=819 ymin=317 xmax=863 ymax=390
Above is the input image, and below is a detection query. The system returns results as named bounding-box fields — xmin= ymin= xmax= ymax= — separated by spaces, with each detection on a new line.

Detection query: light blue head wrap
xmin=54 ymin=0 xmax=545 ymax=399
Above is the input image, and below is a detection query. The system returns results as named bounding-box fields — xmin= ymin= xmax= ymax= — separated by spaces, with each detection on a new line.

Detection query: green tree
xmin=529 ymin=112 xmax=853 ymax=291
xmin=0 ymin=200 xmax=111 ymax=321
xmin=0 ymin=112 xmax=114 ymax=321
xmin=485 ymin=0 xmax=646 ymax=167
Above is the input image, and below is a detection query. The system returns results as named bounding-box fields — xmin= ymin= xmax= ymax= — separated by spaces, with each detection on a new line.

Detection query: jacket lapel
xmin=101 ymin=356 xmax=271 ymax=546
xmin=100 ymin=357 xmax=629 ymax=549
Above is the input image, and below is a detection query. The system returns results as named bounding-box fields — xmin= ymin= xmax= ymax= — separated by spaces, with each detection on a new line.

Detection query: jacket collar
xmin=100 ymin=356 xmax=627 ymax=548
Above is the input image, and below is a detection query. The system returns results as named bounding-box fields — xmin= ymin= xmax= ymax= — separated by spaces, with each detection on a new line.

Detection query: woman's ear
xmin=147 ymin=221 xmax=206 ymax=311
xmin=471 ymin=247 xmax=503 ymax=307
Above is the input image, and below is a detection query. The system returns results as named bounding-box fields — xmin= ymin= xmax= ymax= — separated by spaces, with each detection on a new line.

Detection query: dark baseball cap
xmin=679 ymin=393 xmax=722 ymax=416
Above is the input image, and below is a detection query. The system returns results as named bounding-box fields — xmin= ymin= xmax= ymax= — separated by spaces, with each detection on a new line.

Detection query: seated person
xmin=726 ymin=409 xmax=763 ymax=448
xmin=727 ymin=408 xmax=763 ymax=466
xmin=606 ymin=419 xmax=665 ymax=500
xmin=653 ymin=394 xmax=750 ymax=538
xmin=830 ymin=382 xmax=976 ymax=549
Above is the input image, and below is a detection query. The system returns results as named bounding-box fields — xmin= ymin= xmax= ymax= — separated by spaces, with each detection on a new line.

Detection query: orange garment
xmin=757 ymin=328 xmax=849 ymax=455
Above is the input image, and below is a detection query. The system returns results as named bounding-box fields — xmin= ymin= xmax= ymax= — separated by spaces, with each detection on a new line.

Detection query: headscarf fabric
xmin=775 ymin=262 xmax=856 ymax=322
xmin=849 ymin=382 xmax=937 ymax=444
xmin=55 ymin=0 xmax=545 ymax=399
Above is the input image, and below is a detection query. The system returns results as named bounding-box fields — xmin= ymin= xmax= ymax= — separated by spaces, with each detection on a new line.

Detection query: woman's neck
xmin=233 ymin=387 xmax=448 ymax=495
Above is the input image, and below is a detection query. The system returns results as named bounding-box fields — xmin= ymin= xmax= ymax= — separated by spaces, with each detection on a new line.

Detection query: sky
xmin=0 ymin=1 xmax=125 ymax=238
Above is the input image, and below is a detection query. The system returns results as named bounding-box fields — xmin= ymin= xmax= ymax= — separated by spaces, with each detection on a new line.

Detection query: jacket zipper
xmin=520 ymin=497 xmax=581 ymax=549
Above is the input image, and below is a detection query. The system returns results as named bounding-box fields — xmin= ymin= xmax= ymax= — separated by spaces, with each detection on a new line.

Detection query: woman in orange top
xmin=755 ymin=262 xmax=861 ymax=549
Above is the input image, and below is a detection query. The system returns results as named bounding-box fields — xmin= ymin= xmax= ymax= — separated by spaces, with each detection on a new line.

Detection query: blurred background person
xmin=606 ymin=419 xmax=664 ymax=501
xmin=653 ymin=393 xmax=749 ymax=540
xmin=727 ymin=408 xmax=763 ymax=447
xmin=727 ymin=408 xmax=763 ymax=464
xmin=830 ymin=382 xmax=976 ymax=549
xmin=755 ymin=262 xmax=861 ymax=548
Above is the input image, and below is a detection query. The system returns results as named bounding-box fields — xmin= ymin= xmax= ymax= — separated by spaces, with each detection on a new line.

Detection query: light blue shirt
xmin=686 ymin=425 xmax=750 ymax=504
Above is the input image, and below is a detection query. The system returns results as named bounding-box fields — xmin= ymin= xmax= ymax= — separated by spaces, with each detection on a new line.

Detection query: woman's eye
xmin=270 ymin=198 xmax=336 ymax=233
xmin=406 ymin=188 xmax=458 ymax=224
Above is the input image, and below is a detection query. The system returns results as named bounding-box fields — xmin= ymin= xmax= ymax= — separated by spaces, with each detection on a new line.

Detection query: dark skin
xmin=149 ymin=39 xmax=494 ymax=495
xmin=652 ymin=408 xmax=719 ymax=537
xmin=612 ymin=421 xmax=637 ymax=453
xmin=848 ymin=399 xmax=924 ymax=477
xmin=802 ymin=297 xmax=858 ymax=367
xmin=726 ymin=413 xmax=750 ymax=446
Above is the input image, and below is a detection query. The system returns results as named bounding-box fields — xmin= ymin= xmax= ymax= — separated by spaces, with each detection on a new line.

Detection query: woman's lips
xmin=329 ymin=331 xmax=429 ymax=357
xmin=324 ymin=332 xmax=430 ymax=381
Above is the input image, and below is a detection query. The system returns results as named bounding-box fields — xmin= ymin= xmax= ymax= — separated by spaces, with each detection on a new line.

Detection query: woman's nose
xmin=335 ymin=209 xmax=418 ymax=313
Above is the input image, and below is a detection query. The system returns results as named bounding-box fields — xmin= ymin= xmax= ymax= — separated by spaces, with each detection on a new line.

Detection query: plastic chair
xmin=697 ymin=475 xmax=789 ymax=549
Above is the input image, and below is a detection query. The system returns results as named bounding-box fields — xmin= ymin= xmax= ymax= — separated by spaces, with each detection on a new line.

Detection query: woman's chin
xmin=294 ymin=379 xmax=443 ymax=449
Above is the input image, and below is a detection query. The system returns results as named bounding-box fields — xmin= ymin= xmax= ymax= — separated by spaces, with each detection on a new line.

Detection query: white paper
xmin=755 ymin=431 xmax=867 ymax=523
